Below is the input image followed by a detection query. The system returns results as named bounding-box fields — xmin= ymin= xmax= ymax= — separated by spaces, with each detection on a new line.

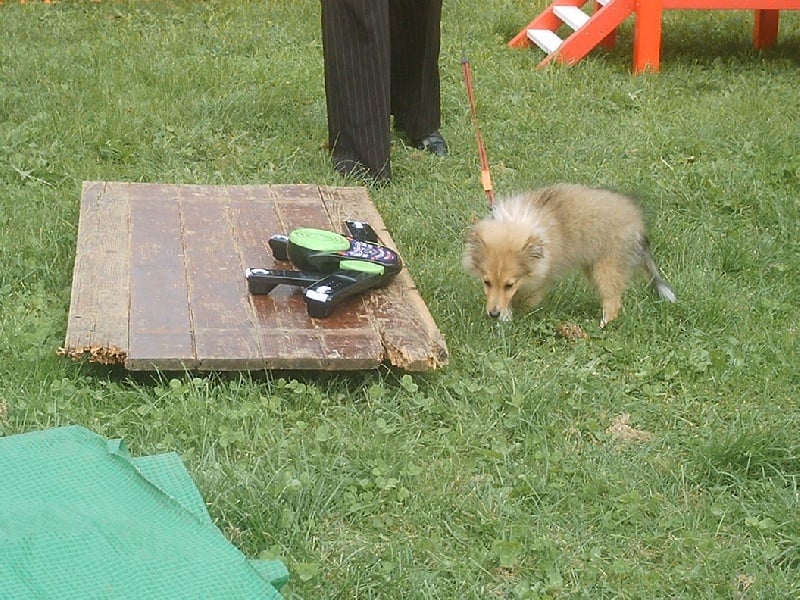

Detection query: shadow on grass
xmin=689 ymin=425 xmax=800 ymax=485
xmin=555 ymin=21 xmax=800 ymax=72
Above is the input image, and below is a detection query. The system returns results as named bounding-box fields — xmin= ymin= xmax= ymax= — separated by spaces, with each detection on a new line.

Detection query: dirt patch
xmin=606 ymin=413 xmax=652 ymax=444
xmin=556 ymin=321 xmax=588 ymax=341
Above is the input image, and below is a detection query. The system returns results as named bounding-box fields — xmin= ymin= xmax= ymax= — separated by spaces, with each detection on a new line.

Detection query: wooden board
xmin=62 ymin=182 xmax=448 ymax=371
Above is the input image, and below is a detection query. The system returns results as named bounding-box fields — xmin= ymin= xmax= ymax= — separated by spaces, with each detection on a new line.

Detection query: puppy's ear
xmin=462 ymin=228 xmax=485 ymax=273
xmin=463 ymin=228 xmax=486 ymax=251
xmin=523 ymin=236 xmax=544 ymax=260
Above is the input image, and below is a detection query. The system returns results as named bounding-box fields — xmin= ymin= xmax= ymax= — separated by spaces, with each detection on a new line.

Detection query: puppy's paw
xmin=600 ymin=315 xmax=617 ymax=328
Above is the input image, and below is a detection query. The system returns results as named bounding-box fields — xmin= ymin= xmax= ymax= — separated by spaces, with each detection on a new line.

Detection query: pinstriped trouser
xmin=321 ymin=0 xmax=443 ymax=182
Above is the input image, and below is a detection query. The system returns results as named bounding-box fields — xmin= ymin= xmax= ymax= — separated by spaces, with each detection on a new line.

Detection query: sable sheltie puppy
xmin=462 ymin=184 xmax=676 ymax=326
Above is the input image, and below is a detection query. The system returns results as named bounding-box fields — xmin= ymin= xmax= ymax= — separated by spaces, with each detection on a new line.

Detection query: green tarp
xmin=0 ymin=426 xmax=288 ymax=599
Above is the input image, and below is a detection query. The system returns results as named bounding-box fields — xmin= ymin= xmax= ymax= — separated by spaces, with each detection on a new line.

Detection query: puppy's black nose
xmin=488 ymin=310 xmax=500 ymax=318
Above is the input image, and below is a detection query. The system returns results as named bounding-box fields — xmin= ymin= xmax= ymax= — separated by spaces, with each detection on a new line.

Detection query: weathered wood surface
xmin=62 ymin=182 xmax=448 ymax=371
xmin=62 ymin=181 xmax=130 ymax=365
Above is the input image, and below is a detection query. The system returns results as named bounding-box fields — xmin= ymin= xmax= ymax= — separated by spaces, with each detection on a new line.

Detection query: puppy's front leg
xmin=518 ymin=286 xmax=546 ymax=313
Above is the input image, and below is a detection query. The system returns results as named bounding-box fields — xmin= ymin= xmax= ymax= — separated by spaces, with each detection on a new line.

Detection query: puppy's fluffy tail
xmin=639 ymin=236 xmax=677 ymax=303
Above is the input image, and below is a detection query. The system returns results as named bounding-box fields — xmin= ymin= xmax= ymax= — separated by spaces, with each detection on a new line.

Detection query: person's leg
xmin=389 ymin=0 xmax=443 ymax=145
xmin=321 ymin=0 xmax=392 ymax=181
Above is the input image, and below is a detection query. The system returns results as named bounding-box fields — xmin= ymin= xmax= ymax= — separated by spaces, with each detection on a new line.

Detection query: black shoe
xmin=414 ymin=131 xmax=448 ymax=157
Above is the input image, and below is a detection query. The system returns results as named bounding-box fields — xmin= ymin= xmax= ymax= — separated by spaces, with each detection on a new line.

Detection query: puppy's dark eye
xmin=504 ymin=282 xmax=515 ymax=290
xmin=483 ymin=280 xmax=491 ymax=288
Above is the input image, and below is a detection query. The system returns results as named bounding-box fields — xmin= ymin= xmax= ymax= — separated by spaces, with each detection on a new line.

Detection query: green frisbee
xmin=339 ymin=260 xmax=385 ymax=276
xmin=288 ymin=228 xmax=350 ymax=252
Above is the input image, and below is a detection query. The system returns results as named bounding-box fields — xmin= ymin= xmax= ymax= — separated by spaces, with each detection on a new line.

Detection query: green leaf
xmin=295 ymin=562 xmax=319 ymax=582
xmin=491 ymin=539 xmax=523 ymax=569
xmin=314 ymin=423 xmax=332 ymax=442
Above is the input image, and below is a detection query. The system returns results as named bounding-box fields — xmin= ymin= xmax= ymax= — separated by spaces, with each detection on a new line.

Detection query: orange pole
xmin=754 ymin=9 xmax=780 ymax=48
xmin=597 ymin=1 xmax=618 ymax=49
xmin=633 ymin=0 xmax=664 ymax=73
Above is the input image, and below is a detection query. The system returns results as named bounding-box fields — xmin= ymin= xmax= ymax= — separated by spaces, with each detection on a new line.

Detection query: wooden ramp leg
xmin=754 ymin=9 xmax=780 ymax=50
xmin=632 ymin=0 xmax=663 ymax=73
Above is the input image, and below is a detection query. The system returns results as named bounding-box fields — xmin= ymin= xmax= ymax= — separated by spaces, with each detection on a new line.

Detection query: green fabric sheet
xmin=0 ymin=426 xmax=288 ymax=599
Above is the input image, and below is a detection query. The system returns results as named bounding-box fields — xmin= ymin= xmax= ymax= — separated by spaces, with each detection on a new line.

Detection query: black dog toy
xmin=246 ymin=221 xmax=402 ymax=318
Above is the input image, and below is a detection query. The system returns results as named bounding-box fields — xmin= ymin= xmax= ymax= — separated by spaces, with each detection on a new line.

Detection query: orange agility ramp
xmin=509 ymin=0 xmax=800 ymax=73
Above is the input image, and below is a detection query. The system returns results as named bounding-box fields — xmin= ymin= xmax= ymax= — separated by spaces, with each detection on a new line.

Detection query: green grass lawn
xmin=2 ymin=1 xmax=799 ymax=597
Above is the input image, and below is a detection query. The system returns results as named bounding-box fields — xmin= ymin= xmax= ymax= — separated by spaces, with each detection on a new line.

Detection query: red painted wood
xmin=510 ymin=0 xmax=798 ymax=72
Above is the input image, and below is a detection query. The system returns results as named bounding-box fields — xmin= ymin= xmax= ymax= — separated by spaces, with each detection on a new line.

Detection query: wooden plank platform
xmin=61 ymin=182 xmax=448 ymax=371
